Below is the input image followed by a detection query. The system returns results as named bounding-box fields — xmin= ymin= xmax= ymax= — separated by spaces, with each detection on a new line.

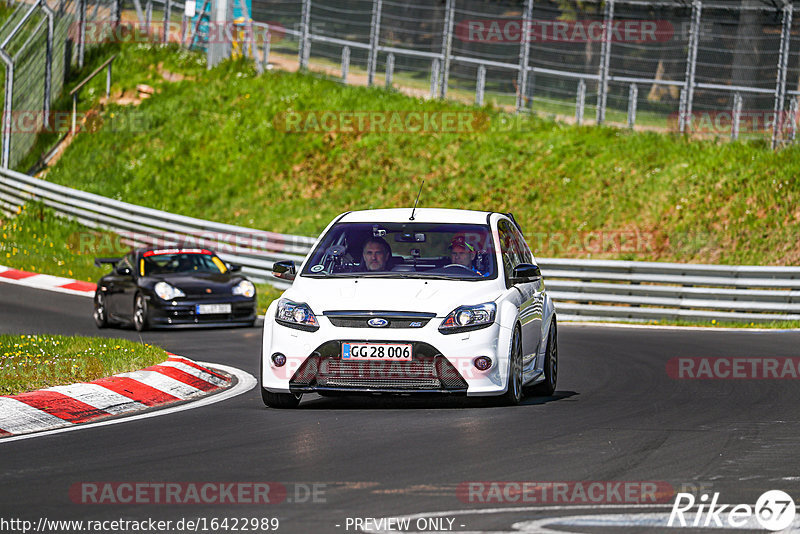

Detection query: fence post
xmin=106 ymin=61 xmax=112 ymax=98
xmin=366 ymin=0 xmax=382 ymax=86
xmin=576 ymin=78 xmax=586 ymax=125
xmin=430 ymin=58 xmax=439 ymax=99
xmin=115 ymin=0 xmax=122 ymax=27
xmin=627 ymin=83 xmax=638 ymax=128
xmin=679 ymin=0 xmax=701 ymax=134
xmin=341 ymin=46 xmax=350 ymax=83
xmin=42 ymin=2 xmax=54 ymax=128
xmin=298 ymin=0 xmax=311 ymax=69
xmin=163 ymin=0 xmax=172 ymax=44
xmin=78 ymin=0 xmax=86 ymax=68
xmin=772 ymin=0 xmax=793 ymax=150
xmin=439 ymin=0 xmax=454 ymax=98
xmin=596 ymin=0 xmax=614 ymax=124
xmin=732 ymin=92 xmax=743 ymax=141
xmin=262 ymin=30 xmax=270 ymax=71
xmin=516 ymin=0 xmax=533 ymax=112
xmin=0 ymin=57 xmax=12 ymax=169
xmin=475 ymin=64 xmax=486 ymax=106
xmin=385 ymin=52 xmax=394 ymax=88
xmin=145 ymin=0 xmax=152 ymax=34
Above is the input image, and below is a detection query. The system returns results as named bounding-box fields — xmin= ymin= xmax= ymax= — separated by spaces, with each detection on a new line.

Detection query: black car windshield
xmin=141 ymin=251 xmax=227 ymax=276
xmin=301 ymin=223 xmax=497 ymax=280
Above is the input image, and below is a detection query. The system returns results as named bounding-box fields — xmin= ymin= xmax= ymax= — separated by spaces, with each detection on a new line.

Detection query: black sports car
xmin=93 ymin=248 xmax=257 ymax=331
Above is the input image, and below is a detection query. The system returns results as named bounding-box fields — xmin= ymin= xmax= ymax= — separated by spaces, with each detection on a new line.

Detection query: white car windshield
xmin=301 ymin=223 xmax=497 ymax=280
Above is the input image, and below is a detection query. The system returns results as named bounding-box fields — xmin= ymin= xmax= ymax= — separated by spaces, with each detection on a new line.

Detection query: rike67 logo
xmin=669 ymin=490 xmax=796 ymax=531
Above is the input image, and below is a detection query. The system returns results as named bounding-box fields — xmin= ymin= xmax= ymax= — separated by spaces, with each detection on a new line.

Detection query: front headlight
xmin=275 ymin=298 xmax=319 ymax=331
xmin=439 ymin=302 xmax=496 ymax=334
xmin=154 ymin=281 xmax=185 ymax=300
xmin=232 ymin=280 xmax=255 ymax=298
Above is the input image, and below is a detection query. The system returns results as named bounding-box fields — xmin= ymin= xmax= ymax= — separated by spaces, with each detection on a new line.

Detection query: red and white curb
xmin=0 ymin=354 xmax=233 ymax=438
xmin=0 ymin=265 xmax=96 ymax=297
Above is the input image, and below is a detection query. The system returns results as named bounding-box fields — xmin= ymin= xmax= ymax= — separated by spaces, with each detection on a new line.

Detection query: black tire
xmin=133 ymin=293 xmax=149 ymax=332
xmin=530 ymin=319 xmax=558 ymax=396
xmin=498 ymin=325 xmax=524 ymax=406
xmin=261 ymin=388 xmax=302 ymax=408
xmin=93 ymin=292 xmax=109 ymax=329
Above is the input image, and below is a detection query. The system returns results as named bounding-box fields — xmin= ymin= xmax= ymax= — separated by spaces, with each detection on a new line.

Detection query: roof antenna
xmin=409 ymin=180 xmax=424 ymax=221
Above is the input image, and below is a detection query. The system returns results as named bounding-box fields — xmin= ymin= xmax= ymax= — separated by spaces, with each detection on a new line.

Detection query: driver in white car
xmin=449 ymin=236 xmax=482 ymax=274
xmin=362 ymin=237 xmax=392 ymax=271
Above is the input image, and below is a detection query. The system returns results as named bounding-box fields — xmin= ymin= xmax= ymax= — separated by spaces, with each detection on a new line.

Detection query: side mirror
xmin=273 ymin=260 xmax=296 ymax=281
xmin=510 ymin=263 xmax=541 ymax=284
xmin=115 ymin=265 xmax=132 ymax=276
xmin=228 ymin=263 xmax=242 ymax=272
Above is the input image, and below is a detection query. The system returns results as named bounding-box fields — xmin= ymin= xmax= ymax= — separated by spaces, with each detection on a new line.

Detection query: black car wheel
xmin=133 ymin=293 xmax=149 ymax=332
xmin=498 ymin=325 xmax=524 ymax=406
xmin=93 ymin=292 xmax=108 ymax=329
xmin=530 ymin=319 xmax=558 ymax=397
xmin=261 ymin=389 xmax=302 ymax=409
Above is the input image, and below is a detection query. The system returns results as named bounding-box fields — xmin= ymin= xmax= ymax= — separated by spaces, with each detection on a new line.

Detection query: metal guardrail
xmin=2 ymin=168 xmax=800 ymax=323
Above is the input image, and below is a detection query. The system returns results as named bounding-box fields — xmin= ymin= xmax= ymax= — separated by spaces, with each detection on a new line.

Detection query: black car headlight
xmin=275 ymin=298 xmax=319 ymax=331
xmin=232 ymin=280 xmax=255 ymax=298
xmin=439 ymin=302 xmax=496 ymax=334
xmin=154 ymin=282 xmax=185 ymax=300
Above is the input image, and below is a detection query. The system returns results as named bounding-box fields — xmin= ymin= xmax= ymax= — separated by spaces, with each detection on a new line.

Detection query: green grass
xmin=0 ymin=202 xmax=283 ymax=314
xmin=573 ymin=318 xmax=800 ymax=329
xmin=33 ymin=42 xmax=800 ymax=267
xmin=0 ymin=333 xmax=167 ymax=395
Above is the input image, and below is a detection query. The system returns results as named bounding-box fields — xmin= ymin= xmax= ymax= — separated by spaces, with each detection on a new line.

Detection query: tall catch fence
xmin=249 ymin=0 xmax=800 ymax=148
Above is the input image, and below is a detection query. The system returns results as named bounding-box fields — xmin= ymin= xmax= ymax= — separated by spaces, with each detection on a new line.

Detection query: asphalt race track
xmin=1 ymin=282 xmax=800 ymax=533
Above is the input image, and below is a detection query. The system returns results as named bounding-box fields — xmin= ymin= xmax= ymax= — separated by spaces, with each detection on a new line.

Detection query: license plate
xmin=342 ymin=342 xmax=412 ymax=361
xmin=195 ymin=304 xmax=231 ymax=314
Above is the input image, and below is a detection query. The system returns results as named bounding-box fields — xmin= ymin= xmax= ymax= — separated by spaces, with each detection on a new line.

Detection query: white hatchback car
xmin=260 ymin=208 xmax=557 ymax=408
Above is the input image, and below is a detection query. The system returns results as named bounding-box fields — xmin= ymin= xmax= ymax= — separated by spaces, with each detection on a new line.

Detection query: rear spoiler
xmin=94 ymin=257 xmax=122 ymax=267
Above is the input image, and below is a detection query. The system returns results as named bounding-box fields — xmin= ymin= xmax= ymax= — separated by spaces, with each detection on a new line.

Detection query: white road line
xmin=115 ymin=370 xmax=203 ymax=399
xmin=0 ymin=363 xmax=255 ymax=444
xmin=0 ymin=275 xmax=94 ymax=297
xmin=0 ymin=397 xmax=72 ymax=434
xmin=158 ymin=360 xmax=228 ymax=387
xmin=45 ymin=383 xmax=147 ymax=416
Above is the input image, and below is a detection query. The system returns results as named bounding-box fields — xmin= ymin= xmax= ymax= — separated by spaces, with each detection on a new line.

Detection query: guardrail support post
xmin=679 ymin=0 xmax=701 ymax=134
xmin=576 ymin=79 xmax=586 ymax=125
xmin=341 ymin=46 xmax=350 ymax=83
xmin=366 ymin=0 xmax=382 ymax=86
xmin=298 ymin=0 xmax=311 ymax=70
xmin=385 ymin=52 xmax=394 ymax=88
xmin=430 ymin=58 xmax=439 ymax=99
xmin=596 ymin=0 xmax=614 ymax=124
xmin=627 ymin=83 xmax=638 ymax=129
xmin=475 ymin=64 xmax=486 ymax=106
xmin=516 ymin=0 xmax=533 ymax=111
xmin=439 ymin=0 xmax=454 ymax=98
xmin=772 ymin=0 xmax=793 ymax=150
xmin=731 ymin=92 xmax=743 ymax=141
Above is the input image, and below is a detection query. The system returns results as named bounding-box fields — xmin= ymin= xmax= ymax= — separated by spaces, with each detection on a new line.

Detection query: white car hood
xmin=286 ymin=277 xmax=503 ymax=316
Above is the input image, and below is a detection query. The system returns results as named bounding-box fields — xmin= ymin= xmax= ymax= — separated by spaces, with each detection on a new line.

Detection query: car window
xmin=142 ymin=252 xmax=226 ymax=275
xmin=498 ymin=220 xmax=523 ymax=287
xmin=509 ymin=223 xmax=534 ymax=264
xmin=301 ymin=222 xmax=498 ymax=280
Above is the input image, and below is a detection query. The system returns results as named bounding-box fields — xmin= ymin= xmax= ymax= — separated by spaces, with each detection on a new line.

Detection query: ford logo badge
xmin=368 ymin=318 xmax=388 ymax=328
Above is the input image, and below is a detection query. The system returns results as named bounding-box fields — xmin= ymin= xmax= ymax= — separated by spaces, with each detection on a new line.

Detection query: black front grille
xmin=324 ymin=311 xmax=435 ymax=329
xmin=290 ymin=341 xmax=468 ymax=392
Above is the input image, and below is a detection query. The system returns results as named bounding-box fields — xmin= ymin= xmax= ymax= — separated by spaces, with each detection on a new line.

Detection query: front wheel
xmin=93 ymin=292 xmax=109 ymax=329
xmin=498 ymin=326 xmax=524 ymax=406
xmin=261 ymin=388 xmax=302 ymax=408
xmin=133 ymin=294 xmax=149 ymax=332
xmin=530 ymin=319 xmax=558 ymax=396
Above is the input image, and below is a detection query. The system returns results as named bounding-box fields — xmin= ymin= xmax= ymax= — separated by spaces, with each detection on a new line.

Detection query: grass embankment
xmin=32 ymin=43 xmax=800 ymax=266
xmin=0 ymin=334 xmax=167 ymax=395
xmin=0 ymin=203 xmax=282 ymax=314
